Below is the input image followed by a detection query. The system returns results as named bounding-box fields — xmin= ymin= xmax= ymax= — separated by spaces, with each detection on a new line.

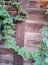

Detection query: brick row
xmin=25 ymin=22 xmax=44 ymax=32
xmin=28 ymin=0 xmax=48 ymax=8
xmin=0 ymin=59 xmax=13 ymax=63
xmin=0 ymin=48 xmax=14 ymax=54
xmin=25 ymin=32 xmax=43 ymax=40
xmin=0 ymin=54 xmax=13 ymax=61
xmin=25 ymin=20 xmax=48 ymax=25
xmin=0 ymin=63 xmax=13 ymax=65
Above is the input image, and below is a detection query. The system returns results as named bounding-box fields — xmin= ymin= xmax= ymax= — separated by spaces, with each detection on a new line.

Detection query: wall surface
xmin=21 ymin=0 xmax=48 ymax=65
xmin=0 ymin=0 xmax=48 ymax=65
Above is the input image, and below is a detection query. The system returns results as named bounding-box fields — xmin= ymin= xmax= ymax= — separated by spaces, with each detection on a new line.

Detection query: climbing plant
xmin=0 ymin=0 xmax=40 ymax=59
xmin=0 ymin=0 xmax=28 ymax=58
xmin=0 ymin=1 xmax=48 ymax=65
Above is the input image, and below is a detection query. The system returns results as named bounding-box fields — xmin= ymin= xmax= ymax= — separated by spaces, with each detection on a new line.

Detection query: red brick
xmin=28 ymin=1 xmax=39 ymax=8
xmin=25 ymin=23 xmax=43 ymax=32
xmin=0 ymin=48 xmax=14 ymax=54
xmin=0 ymin=59 xmax=13 ymax=63
xmin=26 ymin=14 xmax=48 ymax=21
xmin=28 ymin=1 xmax=48 ymax=8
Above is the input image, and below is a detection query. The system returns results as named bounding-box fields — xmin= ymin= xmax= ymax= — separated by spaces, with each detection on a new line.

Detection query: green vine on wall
xmin=0 ymin=1 xmax=48 ymax=65
xmin=0 ymin=0 xmax=28 ymax=58
xmin=0 ymin=0 xmax=35 ymax=58
xmin=0 ymin=0 xmax=41 ymax=59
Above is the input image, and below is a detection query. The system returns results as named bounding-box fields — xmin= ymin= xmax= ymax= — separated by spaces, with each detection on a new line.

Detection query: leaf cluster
xmin=0 ymin=1 xmax=32 ymax=59
xmin=33 ymin=26 xmax=48 ymax=65
xmin=1 ymin=1 xmax=48 ymax=64
xmin=33 ymin=4 xmax=48 ymax=65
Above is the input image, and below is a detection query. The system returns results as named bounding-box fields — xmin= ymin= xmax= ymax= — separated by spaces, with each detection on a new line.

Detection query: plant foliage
xmin=0 ymin=1 xmax=28 ymax=58
xmin=0 ymin=1 xmax=48 ymax=65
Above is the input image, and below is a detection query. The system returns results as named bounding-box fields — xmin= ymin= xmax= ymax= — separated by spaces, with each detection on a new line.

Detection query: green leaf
xmin=0 ymin=35 xmax=3 ymax=40
xmin=46 ymin=40 xmax=48 ymax=47
xmin=0 ymin=0 xmax=3 ymax=3
xmin=28 ymin=52 xmax=33 ymax=59
xmin=5 ymin=38 xmax=16 ymax=48
xmin=0 ymin=6 xmax=9 ymax=18
xmin=34 ymin=61 xmax=41 ymax=65
xmin=45 ymin=9 xmax=48 ymax=14
xmin=34 ymin=61 xmax=48 ymax=65
xmin=18 ymin=47 xmax=27 ymax=57
xmin=14 ymin=45 xmax=20 ymax=52
xmin=11 ymin=2 xmax=27 ymax=15
xmin=11 ymin=2 xmax=22 ymax=10
xmin=44 ymin=48 xmax=48 ymax=57
xmin=3 ymin=17 xmax=13 ymax=24
xmin=15 ymin=15 xmax=23 ymax=21
xmin=40 ymin=26 xmax=48 ymax=33
xmin=0 ymin=19 xmax=3 ymax=29
xmin=45 ymin=58 xmax=48 ymax=63
xmin=20 ymin=9 xmax=27 ymax=15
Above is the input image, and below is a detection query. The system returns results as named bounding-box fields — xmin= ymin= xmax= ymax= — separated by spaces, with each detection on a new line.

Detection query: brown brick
xmin=0 ymin=54 xmax=13 ymax=61
xmin=27 ymin=8 xmax=45 ymax=14
xmin=25 ymin=32 xmax=43 ymax=40
xmin=28 ymin=0 xmax=48 ymax=8
xmin=25 ymin=23 xmax=43 ymax=32
xmin=0 ymin=48 xmax=13 ymax=54
xmin=0 ymin=59 xmax=13 ymax=63
xmin=26 ymin=14 xmax=48 ymax=21
xmin=28 ymin=1 xmax=39 ymax=8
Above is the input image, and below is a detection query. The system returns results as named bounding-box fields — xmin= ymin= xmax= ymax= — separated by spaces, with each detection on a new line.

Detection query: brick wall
xmin=21 ymin=0 xmax=48 ymax=65
xmin=23 ymin=0 xmax=48 ymax=52
xmin=0 ymin=0 xmax=48 ymax=65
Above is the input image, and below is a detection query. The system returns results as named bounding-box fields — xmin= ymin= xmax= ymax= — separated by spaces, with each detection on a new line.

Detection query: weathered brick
xmin=0 ymin=54 xmax=13 ymax=61
xmin=28 ymin=0 xmax=48 ymax=8
xmin=28 ymin=1 xmax=40 ymax=8
xmin=0 ymin=63 xmax=13 ymax=65
xmin=25 ymin=32 xmax=43 ymax=44
xmin=0 ymin=59 xmax=13 ymax=63
xmin=26 ymin=14 xmax=48 ymax=22
xmin=0 ymin=48 xmax=13 ymax=54
xmin=26 ymin=8 xmax=45 ymax=14
xmin=25 ymin=23 xmax=43 ymax=32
